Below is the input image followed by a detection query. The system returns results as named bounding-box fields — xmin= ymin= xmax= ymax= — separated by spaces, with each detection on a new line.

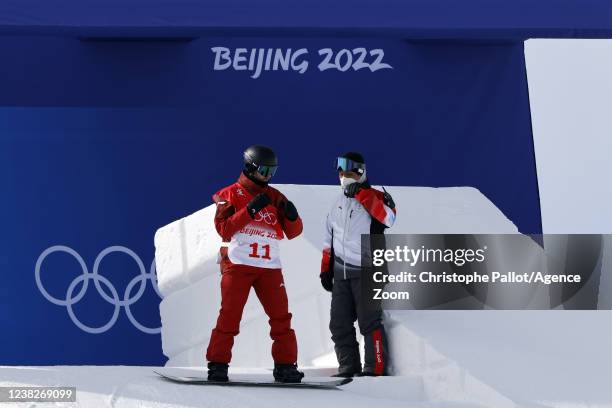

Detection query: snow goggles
xmin=336 ymin=157 xmax=365 ymax=174
xmin=255 ymin=164 xmax=278 ymax=178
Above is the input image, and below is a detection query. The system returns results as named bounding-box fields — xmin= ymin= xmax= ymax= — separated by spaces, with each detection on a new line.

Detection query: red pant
xmin=206 ymin=264 xmax=298 ymax=364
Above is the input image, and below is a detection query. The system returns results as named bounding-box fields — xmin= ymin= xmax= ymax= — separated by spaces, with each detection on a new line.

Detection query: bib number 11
xmin=249 ymin=243 xmax=271 ymax=260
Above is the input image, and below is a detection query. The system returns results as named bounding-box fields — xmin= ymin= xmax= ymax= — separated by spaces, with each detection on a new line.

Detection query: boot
xmin=207 ymin=362 xmax=229 ymax=382
xmin=273 ymin=363 xmax=304 ymax=383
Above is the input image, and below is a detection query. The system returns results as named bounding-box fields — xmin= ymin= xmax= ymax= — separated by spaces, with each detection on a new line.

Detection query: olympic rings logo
xmin=254 ymin=208 xmax=277 ymax=226
xmin=35 ymin=245 xmax=162 ymax=335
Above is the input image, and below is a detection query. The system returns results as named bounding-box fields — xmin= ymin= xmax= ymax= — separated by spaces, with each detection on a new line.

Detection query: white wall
xmin=525 ymin=39 xmax=612 ymax=233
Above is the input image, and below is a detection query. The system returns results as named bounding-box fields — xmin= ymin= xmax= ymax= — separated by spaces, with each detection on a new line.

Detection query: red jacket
xmin=213 ymin=173 xmax=303 ymax=271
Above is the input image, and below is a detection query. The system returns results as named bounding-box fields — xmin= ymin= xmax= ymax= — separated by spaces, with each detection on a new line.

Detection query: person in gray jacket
xmin=319 ymin=152 xmax=396 ymax=377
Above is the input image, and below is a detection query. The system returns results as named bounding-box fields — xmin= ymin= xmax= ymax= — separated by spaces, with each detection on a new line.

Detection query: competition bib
xmin=227 ymin=208 xmax=283 ymax=269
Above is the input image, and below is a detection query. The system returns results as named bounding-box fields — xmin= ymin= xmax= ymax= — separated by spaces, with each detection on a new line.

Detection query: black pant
xmin=330 ymin=260 xmax=388 ymax=375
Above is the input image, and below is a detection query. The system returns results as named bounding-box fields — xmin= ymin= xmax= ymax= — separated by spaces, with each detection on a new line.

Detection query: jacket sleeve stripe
xmin=321 ymin=248 xmax=332 ymax=274
xmin=355 ymin=188 xmax=396 ymax=228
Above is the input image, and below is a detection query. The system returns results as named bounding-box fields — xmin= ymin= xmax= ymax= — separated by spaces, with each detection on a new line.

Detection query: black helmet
xmin=243 ymin=145 xmax=278 ymax=178
xmin=336 ymin=151 xmax=365 ymax=175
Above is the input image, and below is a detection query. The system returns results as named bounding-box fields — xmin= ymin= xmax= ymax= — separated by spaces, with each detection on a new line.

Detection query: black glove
xmin=320 ymin=272 xmax=333 ymax=292
xmin=247 ymin=193 xmax=271 ymax=218
xmin=282 ymin=200 xmax=299 ymax=221
xmin=344 ymin=182 xmax=363 ymax=198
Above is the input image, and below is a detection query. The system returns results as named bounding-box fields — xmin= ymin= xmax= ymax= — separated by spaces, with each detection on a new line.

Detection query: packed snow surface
xmin=0 ymin=366 xmax=494 ymax=408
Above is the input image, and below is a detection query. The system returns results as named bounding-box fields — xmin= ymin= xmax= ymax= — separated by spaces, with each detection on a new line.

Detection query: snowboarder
xmin=320 ymin=152 xmax=397 ymax=377
xmin=206 ymin=145 xmax=305 ymax=383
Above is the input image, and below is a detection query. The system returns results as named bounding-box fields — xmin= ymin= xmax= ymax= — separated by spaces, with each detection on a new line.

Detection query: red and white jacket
xmin=321 ymin=185 xmax=396 ymax=276
xmin=213 ymin=173 xmax=303 ymax=271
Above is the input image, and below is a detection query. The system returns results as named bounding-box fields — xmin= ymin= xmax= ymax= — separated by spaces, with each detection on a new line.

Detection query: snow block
xmin=159 ymin=274 xmax=220 ymax=358
xmin=153 ymin=219 xmax=187 ymax=296
xmin=154 ymin=205 xmax=222 ymax=296
xmin=156 ymin=185 xmax=519 ymax=365
xmin=155 ymin=184 xmax=521 ymax=407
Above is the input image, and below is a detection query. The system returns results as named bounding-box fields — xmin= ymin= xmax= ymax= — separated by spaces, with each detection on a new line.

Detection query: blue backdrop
xmin=0 ymin=36 xmax=540 ymax=365
xmin=2 ymin=0 xmax=612 ymax=38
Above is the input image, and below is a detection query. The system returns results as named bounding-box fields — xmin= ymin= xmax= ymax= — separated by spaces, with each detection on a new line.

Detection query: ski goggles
xmin=336 ymin=157 xmax=365 ymax=174
xmin=255 ymin=164 xmax=278 ymax=178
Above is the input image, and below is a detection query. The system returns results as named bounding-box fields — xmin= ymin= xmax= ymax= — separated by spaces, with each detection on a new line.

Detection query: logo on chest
xmin=254 ymin=208 xmax=278 ymax=226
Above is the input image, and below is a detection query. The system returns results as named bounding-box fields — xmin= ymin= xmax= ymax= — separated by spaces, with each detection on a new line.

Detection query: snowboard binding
xmin=273 ymin=363 xmax=305 ymax=383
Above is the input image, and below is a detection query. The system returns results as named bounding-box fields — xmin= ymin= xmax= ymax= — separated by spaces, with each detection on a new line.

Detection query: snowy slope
xmin=0 ymin=365 xmax=499 ymax=408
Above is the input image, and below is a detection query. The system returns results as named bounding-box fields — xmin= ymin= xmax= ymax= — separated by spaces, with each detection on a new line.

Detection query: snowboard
xmin=154 ymin=368 xmax=352 ymax=389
